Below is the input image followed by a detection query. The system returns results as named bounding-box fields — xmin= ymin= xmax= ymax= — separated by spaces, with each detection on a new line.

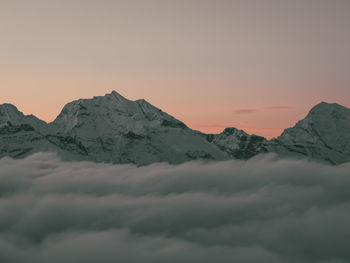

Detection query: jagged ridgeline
xmin=1 ymin=91 xmax=349 ymax=165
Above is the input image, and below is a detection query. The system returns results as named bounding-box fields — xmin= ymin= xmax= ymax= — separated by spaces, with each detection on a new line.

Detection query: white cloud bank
xmin=0 ymin=153 xmax=350 ymax=263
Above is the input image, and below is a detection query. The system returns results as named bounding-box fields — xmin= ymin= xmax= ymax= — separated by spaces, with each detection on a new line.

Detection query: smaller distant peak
xmin=0 ymin=103 xmax=25 ymax=126
xmin=315 ymin=101 xmax=337 ymax=107
xmin=101 ymin=90 xmax=129 ymax=102
xmin=313 ymin=101 xmax=343 ymax=107
xmin=84 ymin=90 xmax=129 ymax=104
xmin=222 ymin=127 xmax=246 ymax=136
xmin=309 ymin=101 xmax=348 ymax=114
xmin=0 ymin=103 xmax=18 ymax=109
xmin=0 ymin=103 xmax=21 ymax=115
xmin=110 ymin=90 xmax=125 ymax=98
xmin=223 ymin=127 xmax=237 ymax=133
xmin=110 ymin=90 xmax=119 ymax=95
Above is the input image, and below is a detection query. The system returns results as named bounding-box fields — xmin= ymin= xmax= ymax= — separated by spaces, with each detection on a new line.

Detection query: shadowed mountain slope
xmin=1 ymin=93 xmax=349 ymax=165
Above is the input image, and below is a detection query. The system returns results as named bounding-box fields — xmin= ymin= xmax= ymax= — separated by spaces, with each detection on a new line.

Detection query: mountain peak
xmin=274 ymin=101 xmax=350 ymax=164
xmin=51 ymin=90 xmax=188 ymax=136
xmin=1 ymin=94 xmax=349 ymax=165
xmin=110 ymin=90 xmax=123 ymax=96
xmin=305 ymin=102 xmax=350 ymax=128
xmin=0 ymin=103 xmax=21 ymax=114
xmin=88 ymin=90 xmax=130 ymax=104
xmin=105 ymin=90 xmax=129 ymax=101
xmin=308 ymin=102 xmax=347 ymax=116
xmin=0 ymin=103 xmax=47 ymax=132
xmin=0 ymin=103 xmax=24 ymax=126
xmin=222 ymin=127 xmax=246 ymax=136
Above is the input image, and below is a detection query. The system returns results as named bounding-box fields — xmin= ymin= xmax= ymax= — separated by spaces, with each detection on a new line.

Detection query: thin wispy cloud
xmin=234 ymin=106 xmax=292 ymax=114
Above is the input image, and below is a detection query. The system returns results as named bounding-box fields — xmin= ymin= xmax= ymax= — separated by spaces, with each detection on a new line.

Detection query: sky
xmin=1 ymin=0 xmax=350 ymax=138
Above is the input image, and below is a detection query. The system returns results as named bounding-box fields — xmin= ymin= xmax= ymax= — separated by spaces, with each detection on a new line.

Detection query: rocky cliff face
xmin=0 ymin=92 xmax=228 ymax=164
xmin=1 ymin=92 xmax=349 ymax=165
xmin=0 ymin=104 xmax=58 ymax=158
xmin=206 ymin=128 xmax=268 ymax=159
xmin=268 ymin=102 xmax=350 ymax=164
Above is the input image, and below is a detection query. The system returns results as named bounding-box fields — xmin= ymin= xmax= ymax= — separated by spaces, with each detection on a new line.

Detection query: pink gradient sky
xmin=1 ymin=0 xmax=350 ymax=138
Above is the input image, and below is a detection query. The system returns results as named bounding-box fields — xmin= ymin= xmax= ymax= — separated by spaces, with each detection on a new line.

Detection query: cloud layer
xmin=0 ymin=153 xmax=350 ymax=263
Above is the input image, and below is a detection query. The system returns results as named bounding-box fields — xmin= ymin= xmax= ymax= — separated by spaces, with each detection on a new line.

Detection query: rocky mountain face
xmin=268 ymin=102 xmax=350 ymax=164
xmin=206 ymin=128 xmax=268 ymax=159
xmin=0 ymin=104 xmax=59 ymax=158
xmin=49 ymin=91 xmax=229 ymax=164
xmin=0 ymin=92 xmax=349 ymax=165
xmin=0 ymin=92 xmax=228 ymax=164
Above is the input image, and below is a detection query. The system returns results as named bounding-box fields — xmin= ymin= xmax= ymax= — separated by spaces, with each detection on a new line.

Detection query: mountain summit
xmin=51 ymin=91 xmax=188 ymax=135
xmin=0 ymin=104 xmax=47 ymax=132
xmin=0 ymin=93 xmax=349 ymax=164
xmin=48 ymin=91 xmax=226 ymax=164
xmin=269 ymin=102 xmax=350 ymax=164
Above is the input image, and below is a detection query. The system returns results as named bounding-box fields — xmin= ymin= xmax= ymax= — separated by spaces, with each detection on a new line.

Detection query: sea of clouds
xmin=0 ymin=152 xmax=350 ymax=263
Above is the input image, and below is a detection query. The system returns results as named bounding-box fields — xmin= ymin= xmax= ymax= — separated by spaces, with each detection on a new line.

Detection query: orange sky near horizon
xmin=1 ymin=0 xmax=350 ymax=139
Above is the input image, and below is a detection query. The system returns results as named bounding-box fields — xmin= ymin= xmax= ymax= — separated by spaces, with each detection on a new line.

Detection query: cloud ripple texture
xmin=0 ymin=153 xmax=350 ymax=263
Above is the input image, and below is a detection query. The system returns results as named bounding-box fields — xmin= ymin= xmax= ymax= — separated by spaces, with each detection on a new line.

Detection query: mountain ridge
xmin=1 ymin=91 xmax=349 ymax=165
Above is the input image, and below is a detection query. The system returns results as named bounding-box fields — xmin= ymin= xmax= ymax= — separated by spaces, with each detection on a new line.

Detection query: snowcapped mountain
xmin=206 ymin=128 xmax=268 ymax=159
xmin=0 ymin=92 xmax=349 ymax=165
xmin=51 ymin=91 xmax=188 ymax=135
xmin=268 ymin=102 xmax=350 ymax=164
xmin=0 ymin=104 xmax=47 ymax=133
xmin=48 ymin=91 xmax=228 ymax=164
xmin=0 ymin=104 xmax=68 ymax=158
